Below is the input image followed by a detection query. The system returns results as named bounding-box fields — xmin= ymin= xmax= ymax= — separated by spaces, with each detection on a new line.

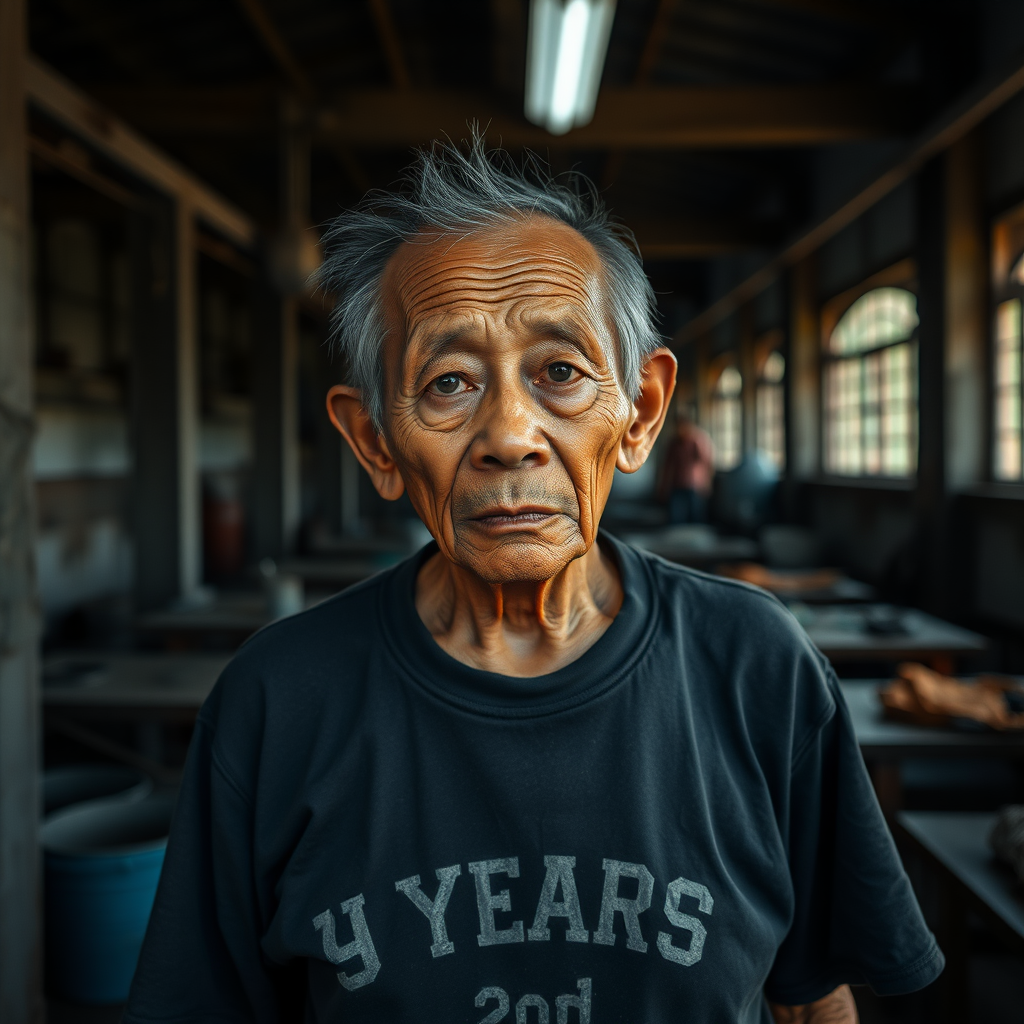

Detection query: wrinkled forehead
xmin=379 ymin=215 xmax=610 ymax=345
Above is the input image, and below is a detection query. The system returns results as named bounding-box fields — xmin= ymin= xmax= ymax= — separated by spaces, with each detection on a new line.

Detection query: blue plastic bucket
xmin=42 ymin=793 xmax=175 ymax=1004
xmin=43 ymin=764 xmax=151 ymax=816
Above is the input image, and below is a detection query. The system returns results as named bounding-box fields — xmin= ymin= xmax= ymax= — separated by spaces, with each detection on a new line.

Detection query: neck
xmin=414 ymin=537 xmax=623 ymax=677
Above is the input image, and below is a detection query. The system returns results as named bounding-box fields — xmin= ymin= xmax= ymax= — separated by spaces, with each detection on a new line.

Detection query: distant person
xmin=659 ymin=417 xmax=715 ymax=523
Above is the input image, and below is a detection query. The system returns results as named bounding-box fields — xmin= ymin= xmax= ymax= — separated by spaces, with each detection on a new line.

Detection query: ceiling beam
xmin=316 ymin=83 xmax=916 ymax=148
xmin=736 ymin=0 xmax=892 ymax=29
xmin=602 ymin=0 xmax=676 ymax=187
xmin=233 ymin=0 xmax=316 ymax=101
xmin=87 ymin=82 xmax=915 ymax=147
xmin=631 ymin=219 xmax=783 ymax=259
xmin=368 ymin=0 xmax=411 ymax=89
xmin=674 ymin=49 xmax=1024 ymax=344
xmin=24 ymin=55 xmax=255 ymax=247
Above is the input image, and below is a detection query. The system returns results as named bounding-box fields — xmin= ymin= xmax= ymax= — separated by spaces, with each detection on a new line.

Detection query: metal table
xmin=897 ymin=811 xmax=1024 ymax=1022
xmin=796 ymin=604 xmax=987 ymax=671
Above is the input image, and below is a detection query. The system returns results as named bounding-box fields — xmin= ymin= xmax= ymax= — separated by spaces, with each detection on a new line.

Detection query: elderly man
xmin=125 ymin=137 xmax=942 ymax=1024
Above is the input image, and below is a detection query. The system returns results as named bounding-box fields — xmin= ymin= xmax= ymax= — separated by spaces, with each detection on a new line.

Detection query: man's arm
xmin=768 ymin=984 xmax=859 ymax=1024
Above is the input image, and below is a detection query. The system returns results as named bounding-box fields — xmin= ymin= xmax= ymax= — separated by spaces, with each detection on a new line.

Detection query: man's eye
xmin=430 ymin=373 xmax=466 ymax=396
xmin=546 ymin=363 xmax=575 ymax=383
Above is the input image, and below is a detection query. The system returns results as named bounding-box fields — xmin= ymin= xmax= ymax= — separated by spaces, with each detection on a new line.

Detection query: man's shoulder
xmin=238 ymin=567 xmax=389 ymax=665
xmin=201 ymin=566 xmax=395 ymax=726
xmin=628 ymin=541 xmax=804 ymax=630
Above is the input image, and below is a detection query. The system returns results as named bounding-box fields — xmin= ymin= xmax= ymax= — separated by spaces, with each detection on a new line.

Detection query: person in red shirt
xmin=659 ymin=417 xmax=715 ymax=523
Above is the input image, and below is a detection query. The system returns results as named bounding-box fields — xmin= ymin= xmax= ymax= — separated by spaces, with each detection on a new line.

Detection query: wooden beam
xmin=368 ymin=0 xmax=411 ymax=89
xmin=90 ymin=81 xmax=915 ymax=149
xmin=24 ymin=55 xmax=256 ymax=248
xmin=0 ymin=0 xmax=42 ymax=1019
xmin=631 ymin=219 xmax=782 ymax=259
xmin=603 ymin=0 xmax=676 ymax=187
xmin=234 ymin=0 xmax=316 ymax=101
xmin=738 ymin=0 xmax=892 ymax=28
xmin=636 ymin=0 xmax=677 ymax=83
xmin=29 ymin=134 xmax=140 ymax=208
xmin=675 ymin=49 xmax=1024 ymax=345
xmin=316 ymin=83 xmax=915 ymax=148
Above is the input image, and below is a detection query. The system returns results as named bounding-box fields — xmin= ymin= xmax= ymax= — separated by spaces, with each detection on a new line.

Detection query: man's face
xmin=378 ymin=215 xmax=635 ymax=584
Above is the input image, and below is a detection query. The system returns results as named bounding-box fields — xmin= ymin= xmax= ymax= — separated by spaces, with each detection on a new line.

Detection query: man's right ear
xmin=326 ymin=385 xmax=406 ymax=501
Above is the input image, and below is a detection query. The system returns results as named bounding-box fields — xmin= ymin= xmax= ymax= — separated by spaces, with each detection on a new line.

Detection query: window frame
xmin=818 ymin=261 xmax=920 ymax=483
xmin=990 ymin=204 xmax=1024 ymax=485
xmin=708 ymin=358 xmax=743 ymax=472
xmin=754 ymin=333 xmax=786 ymax=473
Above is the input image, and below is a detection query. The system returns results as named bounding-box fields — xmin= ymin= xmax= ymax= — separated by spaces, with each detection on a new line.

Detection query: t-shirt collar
xmin=379 ymin=530 xmax=655 ymax=717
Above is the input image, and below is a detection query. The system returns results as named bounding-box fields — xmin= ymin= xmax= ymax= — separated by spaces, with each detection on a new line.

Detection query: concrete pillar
xmin=694 ymin=335 xmax=712 ymax=432
xmin=130 ymin=195 xmax=201 ymax=608
xmin=915 ymin=157 xmax=948 ymax=613
xmin=252 ymin=102 xmax=306 ymax=558
xmin=738 ymin=303 xmax=757 ymax=456
xmin=786 ymin=256 xmax=819 ymax=481
xmin=252 ymin=288 xmax=300 ymax=558
xmin=175 ymin=201 xmax=201 ymax=596
xmin=944 ymin=130 xmax=987 ymax=492
xmin=916 ymin=158 xmax=947 ymax=513
xmin=0 ymin=0 xmax=43 ymax=1017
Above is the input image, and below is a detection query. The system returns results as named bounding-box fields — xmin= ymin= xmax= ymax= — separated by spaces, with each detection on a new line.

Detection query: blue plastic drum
xmin=42 ymin=793 xmax=175 ymax=1004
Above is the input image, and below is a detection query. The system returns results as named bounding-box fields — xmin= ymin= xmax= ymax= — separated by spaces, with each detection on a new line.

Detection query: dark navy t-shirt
xmin=125 ymin=534 xmax=943 ymax=1024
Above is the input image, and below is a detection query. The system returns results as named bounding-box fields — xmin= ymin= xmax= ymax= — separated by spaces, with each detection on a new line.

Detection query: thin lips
xmin=473 ymin=506 xmax=560 ymax=520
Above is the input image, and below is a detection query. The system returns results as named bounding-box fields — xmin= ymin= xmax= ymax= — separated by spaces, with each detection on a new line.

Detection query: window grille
xmin=711 ymin=364 xmax=742 ymax=470
xmin=994 ymin=295 xmax=1023 ymax=481
xmin=756 ymin=350 xmax=785 ymax=471
xmin=822 ymin=287 xmax=918 ymax=477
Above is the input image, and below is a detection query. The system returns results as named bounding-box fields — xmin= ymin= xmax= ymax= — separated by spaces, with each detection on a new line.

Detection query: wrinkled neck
xmin=414 ymin=540 xmax=623 ymax=677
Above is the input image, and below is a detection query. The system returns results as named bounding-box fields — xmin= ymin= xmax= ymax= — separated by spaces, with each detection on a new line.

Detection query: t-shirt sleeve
xmin=123 ymin=710 xmax=303 ymax=1024
xmin=764 ymin=673 xmax=944 ymax=1005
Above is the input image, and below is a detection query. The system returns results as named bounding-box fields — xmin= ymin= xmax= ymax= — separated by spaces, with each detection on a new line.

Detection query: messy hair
xmin=317 ymin=129 xmax=663 ymax=430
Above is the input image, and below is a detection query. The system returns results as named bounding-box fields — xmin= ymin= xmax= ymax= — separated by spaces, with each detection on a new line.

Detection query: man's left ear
xmin=616 ymin=347 xmax=677 ymax=473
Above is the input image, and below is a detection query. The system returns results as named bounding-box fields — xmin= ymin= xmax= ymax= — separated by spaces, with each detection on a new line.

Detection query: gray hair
xmin=318 ymin=130 xmax=663 ymax=430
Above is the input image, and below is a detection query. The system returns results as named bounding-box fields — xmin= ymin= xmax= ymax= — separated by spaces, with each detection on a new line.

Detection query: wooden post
xmin=787 ymin=256 xmax=819 ymax=481
xmin=130 ymin=194 xmax=201 ymax=608
xmin=0 ymin=0 xmax=43 ymax=1018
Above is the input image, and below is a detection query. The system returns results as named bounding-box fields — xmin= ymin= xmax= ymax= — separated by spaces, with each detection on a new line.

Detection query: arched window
xmin=993 ymin=252 xmax=1024 ymax=480
xmin=710 ymin=363 xmax=742 ymax=470
xmin=756 ymin=348 xmax=785 ymax=471
xmin=823 ymin=287 xmax=918 ymax=477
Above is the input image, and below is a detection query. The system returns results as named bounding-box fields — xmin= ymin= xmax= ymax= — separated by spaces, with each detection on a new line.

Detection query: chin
xmin=458 ymin=535 xmax=589 ymax=585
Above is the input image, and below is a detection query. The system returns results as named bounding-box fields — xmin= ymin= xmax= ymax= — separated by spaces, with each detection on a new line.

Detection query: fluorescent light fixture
xmin=525 ymin=0 xmax=616 ymax=136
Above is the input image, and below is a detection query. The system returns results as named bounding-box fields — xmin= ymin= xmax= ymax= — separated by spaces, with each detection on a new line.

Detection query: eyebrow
xmin=407 ymin=314 xmax=601 ymax=389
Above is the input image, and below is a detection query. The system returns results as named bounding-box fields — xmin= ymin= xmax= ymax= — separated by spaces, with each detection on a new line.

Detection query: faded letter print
xmin=312 ymin=894 xmax=381 ymax=991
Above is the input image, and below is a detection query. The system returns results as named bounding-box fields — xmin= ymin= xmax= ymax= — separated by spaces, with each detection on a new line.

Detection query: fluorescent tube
xmin=525 ymin=0 xmax=616 ymax=136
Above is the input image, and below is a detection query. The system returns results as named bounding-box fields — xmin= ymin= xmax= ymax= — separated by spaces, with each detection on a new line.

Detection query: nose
xmin=468 ymin=380 xmax=550 ymax=470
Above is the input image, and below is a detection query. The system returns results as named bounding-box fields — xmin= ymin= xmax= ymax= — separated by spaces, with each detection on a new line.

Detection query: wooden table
xmin=276 ymin=556 xmax=386 ymax=588
xmin=622 ymin=526 xmax=758 ymax=568
xmin=724 ymin=565 xmax=876 ymax=602
xmin=896 ymin=811 xmax=1024 ymax=1022
xmin=795 ymin=604 xmax=987 ymax=671
xmin=43 ymin=651 xmax=232 ymax=782
xmin=43 ymin=651 xmax=230 ymax=723
xmin=840 ymin=680 xmax=1024 ymax=815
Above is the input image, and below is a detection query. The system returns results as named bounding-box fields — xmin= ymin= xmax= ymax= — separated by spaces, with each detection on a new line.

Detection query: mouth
xmin=470 ymin=506 xmax=563 ymax=531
